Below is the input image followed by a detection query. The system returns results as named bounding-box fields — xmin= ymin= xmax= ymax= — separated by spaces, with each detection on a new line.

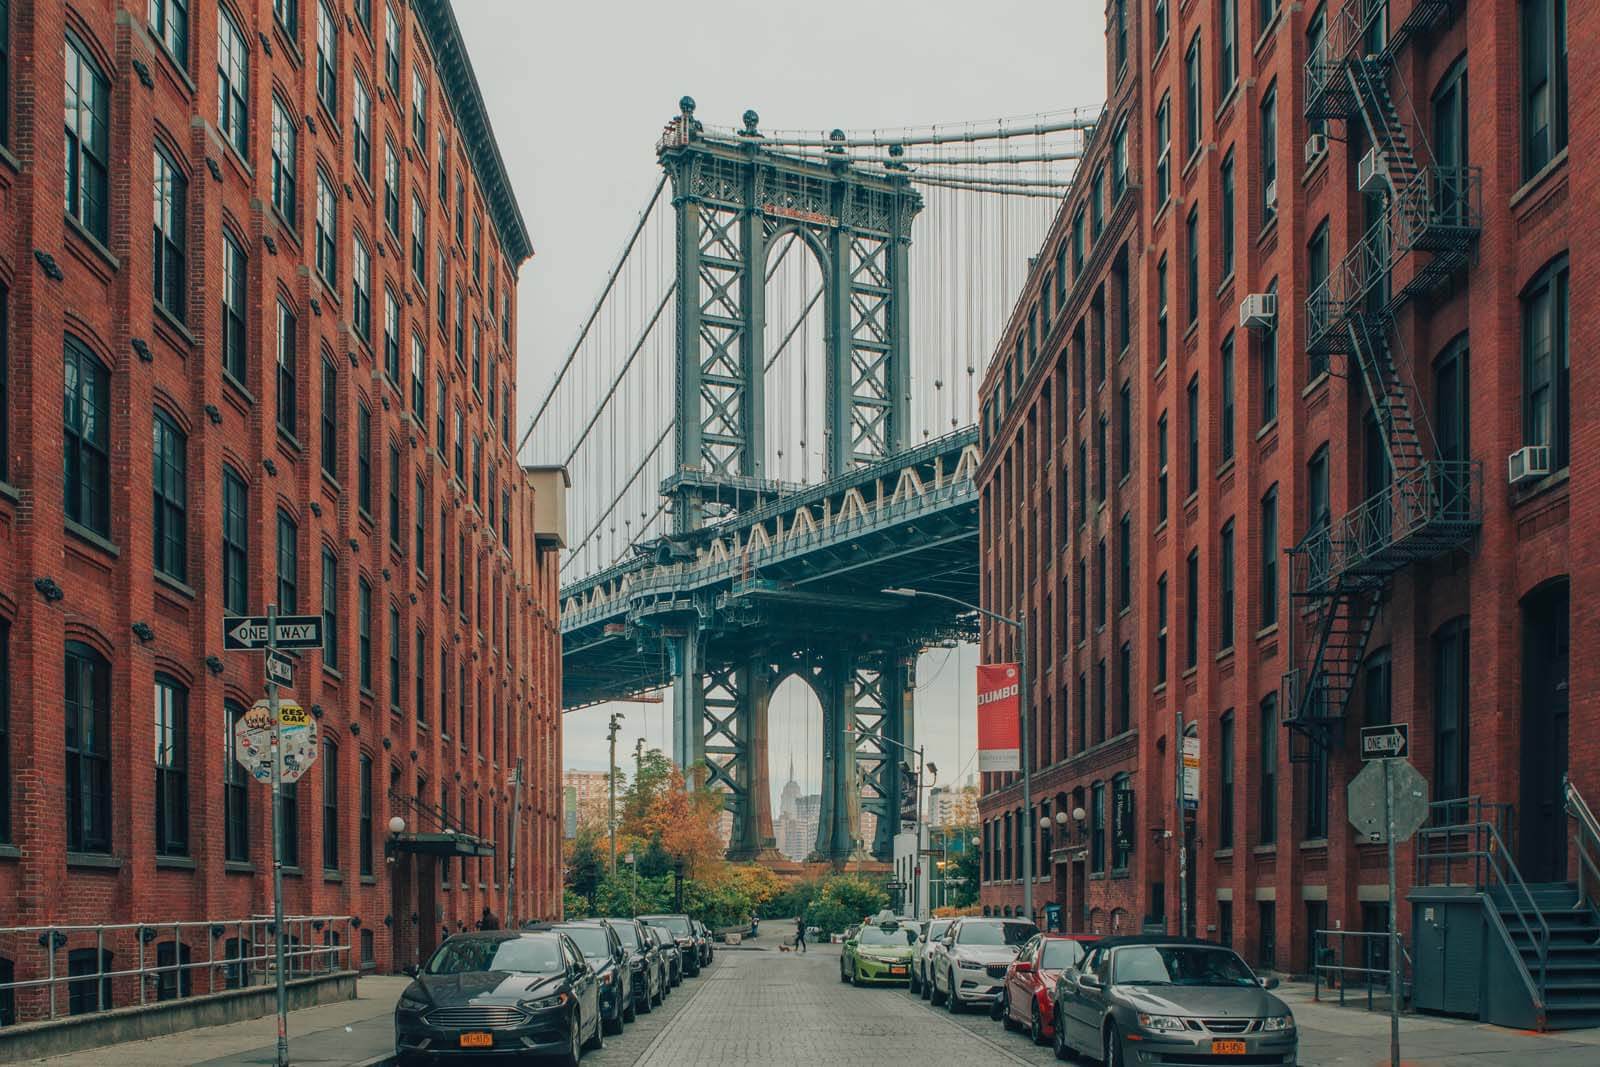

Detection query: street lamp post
xmin=876 ymin=732 xmax=936 ymax=919
xmin=884 ymin=587 xmax=1033 ymax=923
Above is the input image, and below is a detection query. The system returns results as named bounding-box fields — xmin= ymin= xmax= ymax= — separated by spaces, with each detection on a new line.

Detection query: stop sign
xmin=234 ymin=700 xmax=319 ymax=784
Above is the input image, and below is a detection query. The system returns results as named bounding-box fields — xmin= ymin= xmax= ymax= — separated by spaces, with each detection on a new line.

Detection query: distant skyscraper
xmin=775 ymin=757 xmax=815 ymax=860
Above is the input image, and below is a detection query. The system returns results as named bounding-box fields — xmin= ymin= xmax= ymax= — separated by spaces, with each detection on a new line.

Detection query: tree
xmin=563 ymin=826 xmax=604 ymax=909
xmin=949 ymin=836 xmax=980 ymax=908
xmin=643 ymin=765 xmax=726 ymax=880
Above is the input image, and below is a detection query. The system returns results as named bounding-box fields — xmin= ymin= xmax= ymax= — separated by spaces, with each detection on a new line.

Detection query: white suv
xmin=927 ymin=917 xmax=1039 ymax=1013
xmin=911 ymin=918 xmax=952 ymax=998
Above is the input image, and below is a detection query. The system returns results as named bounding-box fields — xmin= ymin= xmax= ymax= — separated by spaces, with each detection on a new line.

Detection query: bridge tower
xmin=657 ymin=99 xmax=922 ymax=862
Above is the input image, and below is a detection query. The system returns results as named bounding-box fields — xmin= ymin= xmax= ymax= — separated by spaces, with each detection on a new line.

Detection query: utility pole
xmin=266 ymin=604 xmax=288 ymax=1067
xmin=1018 ymin=611 xmax=1032 ymax=924
xmin=507 ymin=760 xmax=523 ymax=925
xmin=607 ymin=714 xmax=623 ymax=876
xmin=1176 ymin=710 xmax=1189 ymax=939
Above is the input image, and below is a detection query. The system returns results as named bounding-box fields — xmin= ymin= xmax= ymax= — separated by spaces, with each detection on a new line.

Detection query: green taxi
xmin=840 ymin=920 xmax=919 ymax=986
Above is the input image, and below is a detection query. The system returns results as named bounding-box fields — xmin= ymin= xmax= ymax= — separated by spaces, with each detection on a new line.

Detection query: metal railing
xmin=1312 ymin=929 xmax=1412 ymax=1010
xmin=0 ymin=916 xmax=353 ymax=1025
xmin=1565 ymin=777 xmax=1600 ymax=915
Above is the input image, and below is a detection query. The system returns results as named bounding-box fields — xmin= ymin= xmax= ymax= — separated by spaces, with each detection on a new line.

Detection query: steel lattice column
xmin=814 ymin=648 xmax=858 ymax=862
xmin=857 ymin=653 xmax=914 ymax=860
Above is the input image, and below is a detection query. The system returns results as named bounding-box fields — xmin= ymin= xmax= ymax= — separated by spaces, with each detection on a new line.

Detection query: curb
xmin=351 ymin=1055 xmax=394 ymax=1066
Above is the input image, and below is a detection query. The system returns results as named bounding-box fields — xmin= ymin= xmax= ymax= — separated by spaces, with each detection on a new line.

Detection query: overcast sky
xmin=453 ymin=1 xmax=1108 ymax=809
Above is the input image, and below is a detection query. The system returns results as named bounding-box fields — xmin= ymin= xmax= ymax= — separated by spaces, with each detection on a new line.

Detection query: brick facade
xmin=979 ymin=0 xmax=1591 ymax=977
xmin=0 ymin=0 xmax=563 ymax=993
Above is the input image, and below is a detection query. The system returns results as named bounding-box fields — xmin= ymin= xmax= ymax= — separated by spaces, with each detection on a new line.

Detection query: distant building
xmin=775 ymin=758 xmax=822 ymax=862
xmin=563 ymin=770 xmax=614 ymax=832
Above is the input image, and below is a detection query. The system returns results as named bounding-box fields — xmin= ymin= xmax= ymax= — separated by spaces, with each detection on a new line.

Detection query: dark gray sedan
xmin=1052 ymin=937 xmax=1297 ymax=1065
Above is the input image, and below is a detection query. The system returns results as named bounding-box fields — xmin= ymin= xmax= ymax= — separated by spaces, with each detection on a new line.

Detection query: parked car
xmin=927 ymin=916 xmax=1039 ymax=1013
xmin=999 ymin=932 xmax=1096 ymax=1045
xmin=603 ymin=917 xmax=665 ymax=1013
xmin=554 ymin=921 xmax=632 ymax=1036
xmin=911 ymin=918 xmax=953 ymax=998
xmin=646 ymin=923 xmax=683 ymax=987
xmin=639 ymin=913 xmax=702 ymax=977
xmin=840 ymin=919 xmax=919 ymax=985
xmin=393 ymin=929 xmax=602 ymax=1067
xmin=1052 ymin=936 xmax=1298 ymax=1066
xmin=692 ymin=919 xmax=715 ymax=967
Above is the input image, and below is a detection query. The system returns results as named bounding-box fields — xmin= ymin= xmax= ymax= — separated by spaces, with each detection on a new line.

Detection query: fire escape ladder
xmin=1348 ymin=312 xmax=1427 ymax=483
xmin=1285 ymin=589 xmax=1381 ymax=762
xmin=1347 ymin=55 xmax=1429 ymax=193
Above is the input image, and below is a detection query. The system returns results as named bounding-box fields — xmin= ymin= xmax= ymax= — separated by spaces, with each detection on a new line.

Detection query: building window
xmin=385 ymin=2 xmax=400 ymax=95
xmin=0 ymin=286 xmax=6 ymax=487
xmin=1155 ymin=95 xmax=1171 ymax=207
xmin=1157 ymin=412 xmax=1169 ymax=524
xmin=1184 ymin=32 xmax=1202 ymax=159
xmin=382 ymin=289 xmax=401 ymax=382
xmin=1258 ymin=693 xmax=1278 ymax=843
xmin=152 ymin=410 xmax=187 ymax=581
xmin=411 ymin=195 xmax=426 ymax=284
xmin=359 ymin=753 xmax=374 ymax=875
xmin=271 ymin=97 xmax=298 ymax=226
xmin=274 ymin=0 xmax=298 ymax=37
xmin=151 ymin=148 xmax=189 ymax=319
xmin=154 ymin=675 xmax=188 ymax=856
xmin=1522 ymin=259 xmax=1569 ymax=470
xmin=388 ymin=444 xmax=401 ymax=547
xmin=1117 ymin=642 xmax=1132 ymax=734
xmin=383 ymin=140 xmax=401 ymax=236
xmin=1307 ymin=221 xmax=1330 ymax=377
xmin=64 ymin=35 xmax=110 ymax=242
xmin=1156 ymin=573 xmax=1168 ymax=683
xmin=454 ymin=406 xmax=465 ymax=480
xmin=1260 ymin=486 xmax=1278 ymax=627
xmin=1112 ymin=0 xmax=1127 ymax=70
xmin=411 ymin=66 xmax=427 ymax=145
xmin=221 ymin=232 xmax=248 ymax=381
xmin=1259 ymin=280 xmax=1278 ymax=425
xmin=1095 ymin=538 xmax=1107 ymax=627
xmin=1090 ymin=781 xmax=1106 ymax=873
xmin=1185 ymin=548 xmax=1199 ymax=669
xmin=411 ymin=333 xmax=427 ymax=418
xmin=415 ymin=628 xmax=427 ymax=725
xmin=1154 ymin=0 xmax=1169 ymax=50
xmin=1433 ymin=618 xmax=1470 ymax=808
xmin=320 ymin=357 xmax=339 ymax=480
xmin=321 ymin=548 xmax=339 ymax=669
xmin=352 ymin=75 xmax=372 ymax=182
xmin=1307 ymin=445 xmax=1330 ymax=536
xmin=1363 ymin=646 xmax=1392 ymax=726
xmin=224 ymin=699 xmax=249 ymax=862
xmin=437 ymin=246 xmax=448 ymax=333
xmin=358 ymin=577 xmax=373 ymax=690
xmin=68 ymin=949 xmax=113 ymax=1015
xmin=1258 ymin=902 xmax=1276 ymax=970
xmin=315 ymin=0 xmax=337 ymax=117
xmin=352 ymin=237 xmax=371 ymax=341
xmin=1220 ymin=333 xmax=1235 ymax=463
xmin=315 ymin=171 xmax=337 ymax=286
xmin=276 ymin=300 xmax=298 ymax=437
xmin=1111 ymin=119 xmax=1129 ymax=202
xmin=281 ymin=779 xmax=299 ymax=867
xmin=1220 ymin=0 xmax=1238 ymax=93
xmin=65 ymin=642 xmax=111 ymax=852
xmin=63 ymin=337 xmax=111 ymax=537
xmin=0 ymin=0 xmax=11 ymax=149
xmin=356 ymin=403 xmax=372 ymax=515
xmin=222 ymin=466 xmax=248 ymax=614
xmin=1118 ymin=513 xmax=1132 ymax=610
xmin=1218 ymin=709 xmax=1235 ymax=847
xmin=414 ymin=477 xmax=427 ymax=568
xmin=1219 ymin=519 xmax=1235 ymax=650
xmin=1185 ymin=375 xmax=1200 ymax=497
xmin=1260 ymin=86 xmax=1278 ymax=220
xmin=0 ymin=620 xmax=8 ymax=843
xmin=436 ymin=376 xmax=448 ymax=449
xmin=388 ymin=605 xmax=401 ymax=714
xmin=1186 ymin=208 xmax=1200 ymax=325
xmin=1219 ymin=149 xmax=1235 ymax=278
xmin=1522 ymin=0 xmax=1568 ymax=178
xmin=276 ymin=510 xmax=298 ymax=612
xmin=322 ymin=740 xmax=339 ymax=870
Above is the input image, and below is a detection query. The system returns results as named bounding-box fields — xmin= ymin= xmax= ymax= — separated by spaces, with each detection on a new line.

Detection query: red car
xmin=1000 ymin=933 xmax=1097 ymax=1045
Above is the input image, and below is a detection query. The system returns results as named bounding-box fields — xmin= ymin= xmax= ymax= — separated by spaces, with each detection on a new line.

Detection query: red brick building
xmin=979 ymin=0 xmax=1590 ymax=978
xmin=0 ymin=0 xmax=565 ymax=992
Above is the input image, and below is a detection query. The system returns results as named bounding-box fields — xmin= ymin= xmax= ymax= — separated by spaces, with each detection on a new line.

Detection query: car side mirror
xmin=402 ymin=964 xmax=419 ymax=978
xmin=943 ymin=935 xmax=955 ymax=946
xmin=1258 ymin=976 xmax=1279 ymax=990
xmin=1078 ymin=973 xmax=1101 ymax=990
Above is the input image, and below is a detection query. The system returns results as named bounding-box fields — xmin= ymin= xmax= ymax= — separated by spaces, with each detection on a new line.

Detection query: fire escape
xmin=1284 ymin=0 xmax=1483 ymax=759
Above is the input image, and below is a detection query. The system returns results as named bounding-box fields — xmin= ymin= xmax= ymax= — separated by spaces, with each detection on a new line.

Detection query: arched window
xmin=154 ymin=674 xmax=189 ymax=856
xmin=322 ymin=739 xmax=339 ymax=871
xmin=65 ymin=642 xmax=111 ymax=852
xmin=224 ymin=699 xmax=249 ymax=862
xmin=64 ymin=34 xmax=110 ymax=240
xmin=63 ymin=337 xmax=111 ymax=537
xmin=152 ymin=409 xmax=187 ymax=580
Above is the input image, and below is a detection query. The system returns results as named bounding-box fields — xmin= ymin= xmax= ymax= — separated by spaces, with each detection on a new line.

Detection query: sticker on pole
xmin=234 ymin=700 xmax=320 ymax=784
xmin=976 ymin=663 xmax=1020 ymax=772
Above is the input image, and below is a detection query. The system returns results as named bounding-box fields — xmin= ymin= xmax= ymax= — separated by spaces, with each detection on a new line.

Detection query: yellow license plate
xmin=1211 ymin=1039 xmax=1248 ymax=1055
xmin=459 ymin=1032 xmax=494 ymax=1048
xmin=890 ymin=966 xmax=906 ymax=974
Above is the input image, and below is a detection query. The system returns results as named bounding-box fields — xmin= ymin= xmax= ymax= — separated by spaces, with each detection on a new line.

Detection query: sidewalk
xmin=21 ymin=976 xmax=407 ymax=1067
xmin=1280 ymin=980 xmax=1600 ymax=1065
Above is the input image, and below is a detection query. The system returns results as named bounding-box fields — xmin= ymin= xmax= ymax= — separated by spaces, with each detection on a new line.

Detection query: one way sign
xmin=1360 ymin=722 xmax=1410 ymax=761
xmin=224 ymin=615 xmax=325 ymax=651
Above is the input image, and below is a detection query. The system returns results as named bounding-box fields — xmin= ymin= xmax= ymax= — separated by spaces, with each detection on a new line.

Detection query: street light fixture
xmin=882 ymin=585 xmax=1034 ymax=922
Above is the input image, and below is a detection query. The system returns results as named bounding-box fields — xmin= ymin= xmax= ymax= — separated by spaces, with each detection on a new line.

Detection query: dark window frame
xmin=63 ymin=337 xmax=111 ymax=537
xmin=154 ymin=674 xmax=189 ymax=856
xmin=152 ymin=409 xmax=188 ymax=582
xmin=65 ymin=642 xmax=112 ymax=853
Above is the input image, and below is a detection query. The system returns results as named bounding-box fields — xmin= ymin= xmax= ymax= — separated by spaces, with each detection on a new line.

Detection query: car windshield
xmin=648 ymin=926 xmax=675 ymax=945
xmin=1039 ymin=940 xmax=1088 ymax=970
xmin=957 ymin=921 xmax=1038 ymax=947
xmin=609 ymin=922 xmax=646 ymax=950
xmin=557 ymin=926 xmax=611 ymax=958
xmin=646 ymin=916 xmax=692 ymax=936
xmin=424 ymin=937 xmax=563 ymax=975
xmin=1112 ymin=946 xmax=1258 ymax=987
xmin=926 ymin=921 xmax=951 ymax=943
xmin=858 ymin=926 xmax=916 ymax=946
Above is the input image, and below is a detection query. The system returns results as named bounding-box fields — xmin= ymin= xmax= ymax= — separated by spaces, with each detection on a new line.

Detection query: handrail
xmin=1565 ymin=776 xmax=1600 ymax=913
xmin=1416 ymin=816 xmax=1549 ymax=1011
xmin=1312 ymin=928 xmax=1413 ymax=1011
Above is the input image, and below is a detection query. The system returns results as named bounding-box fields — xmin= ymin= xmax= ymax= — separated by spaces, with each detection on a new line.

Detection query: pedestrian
xmin=477 ymin=907 xmax=500 ymax=931
xmin=794 ymin=916 xmax=807 ymax=953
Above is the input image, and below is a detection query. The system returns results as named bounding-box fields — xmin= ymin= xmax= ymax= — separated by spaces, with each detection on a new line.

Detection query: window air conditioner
xmin=1264 ymin=179 xmax=1279 ymax=212
xmin=1358 ymin=148 xmax=1389 ymax=195
xmin=1304 ymin=133 xmax=1328 ymax=165
xmin=1507 ymin=445 xmax=1551 ymax=486
xmin=1240 ymin=293 xmax=1277 ymax=330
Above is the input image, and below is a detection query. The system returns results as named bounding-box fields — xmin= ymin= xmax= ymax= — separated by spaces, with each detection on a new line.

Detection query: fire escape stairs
xmin=1286 ymin=0 xmax=1482 ymax=758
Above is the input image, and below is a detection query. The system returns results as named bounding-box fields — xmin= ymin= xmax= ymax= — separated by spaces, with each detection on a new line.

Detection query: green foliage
xmin=803 ymin=874 xmax=890 ymax=937
xmin=564 ymin=827 xmax=604 ymax=906
xmin=949 ymin=839 xmax=980 ymax=908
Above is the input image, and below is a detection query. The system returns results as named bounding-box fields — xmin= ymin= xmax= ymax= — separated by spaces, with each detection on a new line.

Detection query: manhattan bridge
xmin=522 ymin=98 xmax=1095 ymax=862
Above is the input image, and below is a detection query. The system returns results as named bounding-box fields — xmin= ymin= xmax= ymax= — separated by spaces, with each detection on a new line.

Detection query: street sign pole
xmin=1385 ymin=757 xmax=1399 ymax=1067
xmin=267 ymin=604 xmax=289 ymax=1067
xmin=1175 ymin=710 xmax=1188 ymax=939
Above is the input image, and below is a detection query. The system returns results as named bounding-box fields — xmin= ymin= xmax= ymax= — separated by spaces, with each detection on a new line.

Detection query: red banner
xmin=977 ymin=663 xmax=1021 ymax=772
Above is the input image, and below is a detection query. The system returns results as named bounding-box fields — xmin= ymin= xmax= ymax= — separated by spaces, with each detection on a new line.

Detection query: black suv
xmin=603 ymin=916 xmax=665 ymax=1014
xmin=552 ymin=921 xmax=632 ymax=1035
xmin=639 ymin=914 xmax=701 ymax=977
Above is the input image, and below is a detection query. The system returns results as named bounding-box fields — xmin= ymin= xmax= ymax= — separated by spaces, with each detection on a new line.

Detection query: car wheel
xmin=993 ymin=992 xmax=1009 ymax=1024
xmin=921 ymin=966 xmax=933 ymax=1000
xmin=623 ymin=991 xmax=637 ymax=1024
xmin=1031 ymin=1003 xmax=1046 ymax=1046
xmin=840 ymin=958 xmax=850 ymax=983
xmin=583 ymin=1009 xmax=605 ymax=1051
xmin=908 ymin=967 xmax=920 ymax=995
xmin=1053 ymin=1005 xmax=1074 ymax=1061
xmin=1104 ymin=1022 xmax=1124 ymax=1067
xmin=851 ymin=962 xmax=864 ymax=987
xmin=603 ymin=1001 xmax=624 ymax=1036
xmin=554 ymin=1015 xmax=581 ymax=1067
xmin=945 ymin=969 xmax=961 ymax=1013
xmin=652 ymin=977 xmax=664 ymax=1007
xmin=929 ymin=968 xmax=946 ymax=1005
